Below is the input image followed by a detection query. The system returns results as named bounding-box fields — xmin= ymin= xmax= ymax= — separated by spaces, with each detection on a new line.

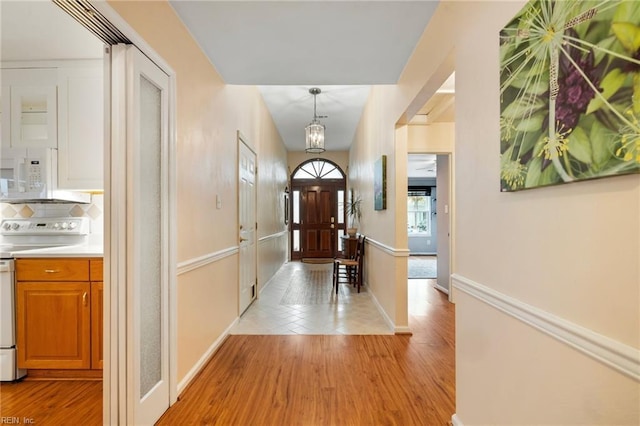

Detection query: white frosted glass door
xmin=123 ymin=45 xmax=170 ymax=426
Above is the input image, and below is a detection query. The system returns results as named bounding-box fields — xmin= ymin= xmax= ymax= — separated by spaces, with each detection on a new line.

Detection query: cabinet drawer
xmin=16 ymin=259 xmax=90 ymax=281
xmin=90 ymin=259 xmax=103 ymax=282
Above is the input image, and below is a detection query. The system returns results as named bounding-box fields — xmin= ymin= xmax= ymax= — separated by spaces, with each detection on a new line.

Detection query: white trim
xmin=434 ymin=283 xmax=449 ymax=295
xmin=366 ymin=237 xmax=410 ymax=257
xmin=451 ymin=414 xmax=464 ymax=426
xmin=258 ymin=230 xmax=288 ymax=243
xmin=367 ymin=286 xmax=398 ymax=334
xmin=90 ymin=1 xmax=174 ymax=75
xmin=177 ymin=246 xmax=239 ymax=276
xmin=452 ymin=274 xmax=640 ymax=382
xmin=176 ymin=318 xmax=239 ymax=395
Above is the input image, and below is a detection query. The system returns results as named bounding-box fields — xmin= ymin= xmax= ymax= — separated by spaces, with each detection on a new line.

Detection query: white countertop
xmin=11 ymin=243 xmax=103 ymax=258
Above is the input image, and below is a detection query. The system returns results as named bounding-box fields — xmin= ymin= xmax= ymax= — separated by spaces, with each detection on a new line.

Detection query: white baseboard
xmin=366 ymin=283 xmax=406 ymax=334
xmin=367 ymin=284 xmax=395 ymax=332
xmin=451 ymin=413 xmax=463 ymax=426
xmin=434 ymin=283 xmax=449 ymax=295
xmin=452 ymin=273 xmax=640 ymax=382
xmin=176 ymin=317 xmax=239 ymax=395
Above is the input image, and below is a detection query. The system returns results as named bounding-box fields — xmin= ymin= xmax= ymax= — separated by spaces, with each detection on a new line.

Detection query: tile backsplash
xmin=0 ymin=194 xmax=104 ymax=234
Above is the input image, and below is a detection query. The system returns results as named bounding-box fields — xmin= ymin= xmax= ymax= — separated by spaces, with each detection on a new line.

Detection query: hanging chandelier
xmin=305 ymin=87 xmax=326 ymax=153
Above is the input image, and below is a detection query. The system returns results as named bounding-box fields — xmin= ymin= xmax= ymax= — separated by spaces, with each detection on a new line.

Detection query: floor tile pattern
xmin=230 ymin=261 xmax=392 ymax=335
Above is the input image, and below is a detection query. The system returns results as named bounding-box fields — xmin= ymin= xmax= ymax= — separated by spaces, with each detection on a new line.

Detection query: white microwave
xmin=0 ymin=147 xmax=90 ymax=204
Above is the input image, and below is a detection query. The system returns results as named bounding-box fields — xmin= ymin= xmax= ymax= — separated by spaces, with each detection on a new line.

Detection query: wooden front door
xmin=301 ymin=185 xmax=335 ymax=258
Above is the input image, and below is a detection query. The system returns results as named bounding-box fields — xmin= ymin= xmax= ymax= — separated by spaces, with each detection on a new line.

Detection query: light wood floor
xmin=157 ymin=281 xmax=455 ymax=425
xmin=0 ymin=280 xmax=454 ymax=425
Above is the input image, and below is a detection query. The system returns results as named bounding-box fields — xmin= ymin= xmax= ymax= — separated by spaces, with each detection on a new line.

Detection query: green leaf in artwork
xmin=613 ymin=1 xmax=640 ymax=27
xmin=524 ymin=157 xmax=543 ymax=188
xmin=501 ymin=96 xmax=545 ymax=119
xmin=567 ymin=126 xmax=592 ymax=164
xmin=611 ymin=22 xmax=640 ymax=53
xmin=634 ymin=74 xmax=640 ymax=114
xmin=539 ymin=160 xmax=560 ymax=186
xmin=593 ymin=36 xmax=620 ymax=66
xmin=510 ymin=74 xmax=549 ymax=95
xmin=586 ymin=68 xmax=627 ymax=115
xmin=515 ymin=112 xmax=545 ymax=132
xmin=590 ymin=120 xmax=614 ymax=168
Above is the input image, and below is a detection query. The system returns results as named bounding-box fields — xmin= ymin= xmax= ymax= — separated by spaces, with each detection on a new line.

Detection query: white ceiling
xmin=2 ymin=1 xmax=448 ymax=153
xmin=169 ymin=0 xmax=440 ymax=151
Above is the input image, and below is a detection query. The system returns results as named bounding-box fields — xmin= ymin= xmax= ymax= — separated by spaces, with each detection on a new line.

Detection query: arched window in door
xmin=290 ymin=159 xmax=346 ymax=260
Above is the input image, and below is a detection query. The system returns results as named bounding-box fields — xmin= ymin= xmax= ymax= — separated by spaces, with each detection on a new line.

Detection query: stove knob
xmin=53 ymin=223 xmax=60 ymax=229
xmin=2 ymin=222 xmax=11 ymax=230
xmin=69 ymin=222 xmax=78 ymax=230
xmin=61 ymin=222 xmax=69 ymax=230
xmin=10 ymin=223 xmax=20 ymax=231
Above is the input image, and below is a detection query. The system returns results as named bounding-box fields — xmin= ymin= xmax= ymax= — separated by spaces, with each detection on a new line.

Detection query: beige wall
xmin=452 ymin=1 xmax=639 ymax=422
xmin=350 ymin=0 xmax=640 ymax=423
xmin=407 ymin=123 xmax=454 ymax=153
xmin=108 ymin=1 xmax=288 ymax=383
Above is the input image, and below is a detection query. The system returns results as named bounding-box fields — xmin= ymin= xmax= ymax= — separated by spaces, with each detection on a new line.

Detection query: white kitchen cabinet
xmin=3 ymin=68 xmax=58 ymax=149
xmin=1 ymin=85 xmax=9 ymax=147
xmin=57 ymin=63 xmax=104 ymax=190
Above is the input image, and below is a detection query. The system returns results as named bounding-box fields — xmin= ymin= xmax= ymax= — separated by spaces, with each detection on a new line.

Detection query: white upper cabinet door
xmin=57 ymin=62 xmax=104 ymax=190
xmin=7 ymin=69 xmax=58 ymax=149
xmin=0 ymin=85 xmax=9 ymax=149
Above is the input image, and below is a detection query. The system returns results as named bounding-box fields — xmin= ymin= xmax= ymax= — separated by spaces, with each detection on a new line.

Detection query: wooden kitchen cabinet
xmin=15 ymin=258 xmax=103 ymax=371
xmin=90 ymin=259 xmax=103 ymax=369
xmin=16 ymin=281 xmax=91 ymax=369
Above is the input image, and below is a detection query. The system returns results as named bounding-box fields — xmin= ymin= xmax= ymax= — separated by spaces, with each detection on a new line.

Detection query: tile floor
xmin=230 ymin=261 xmax=393 ymax=335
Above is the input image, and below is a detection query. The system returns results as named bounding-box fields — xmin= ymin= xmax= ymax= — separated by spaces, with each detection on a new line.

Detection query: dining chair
xmin=332 ymin=235 xmax=366 ymax=294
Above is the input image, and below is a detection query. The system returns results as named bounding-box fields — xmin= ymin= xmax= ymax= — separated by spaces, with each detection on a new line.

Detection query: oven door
xmin=0 ymin=258 xmax=26 ymax=381
xmin=0 ymin=259 xmax=15 ymax=349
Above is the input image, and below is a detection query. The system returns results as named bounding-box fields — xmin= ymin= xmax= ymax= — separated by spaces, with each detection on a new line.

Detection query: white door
xmin=238 ymin=135 xmax=257 ymax=314
xmin=112 ymin=44 xmax=171 ymax=425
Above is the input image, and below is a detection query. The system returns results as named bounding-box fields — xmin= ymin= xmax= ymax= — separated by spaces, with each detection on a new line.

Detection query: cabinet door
xmin=57 ymin=64 xmax=104 ymax=190
xmin=91 ymin=281 xmax=103 ymax=369
xmin=1 ymin=85 xmax=9 ymax=148
xmin=10 ymin=85 xmax=57 ymax=149
xmin=16 ymin=282 xmax=91 ymax=369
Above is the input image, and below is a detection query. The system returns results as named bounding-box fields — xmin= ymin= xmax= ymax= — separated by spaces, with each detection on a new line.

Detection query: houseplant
xmin=345 ymin=194 xmax=362 ymax=236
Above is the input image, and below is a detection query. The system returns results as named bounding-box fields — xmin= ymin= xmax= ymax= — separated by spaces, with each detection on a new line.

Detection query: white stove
xmin=0 ymin=217 xmax=89 ymax=381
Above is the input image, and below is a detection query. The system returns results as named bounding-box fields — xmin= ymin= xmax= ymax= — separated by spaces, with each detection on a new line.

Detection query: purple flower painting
xmin=500 ymin=0 xmax=640 ymax=191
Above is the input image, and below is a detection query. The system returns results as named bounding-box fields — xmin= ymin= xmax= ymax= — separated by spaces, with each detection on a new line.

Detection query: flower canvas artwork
xmin=500 ymin=0 xmax=640 ymax=191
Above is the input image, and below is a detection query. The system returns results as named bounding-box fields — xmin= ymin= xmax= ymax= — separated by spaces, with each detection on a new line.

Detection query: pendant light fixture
xmin=305 ymin=87 xmax=326 ymax=153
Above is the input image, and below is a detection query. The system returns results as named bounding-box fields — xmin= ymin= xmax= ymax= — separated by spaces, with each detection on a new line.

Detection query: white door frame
xmin=91 ymin=2 xmax=178 ymax=424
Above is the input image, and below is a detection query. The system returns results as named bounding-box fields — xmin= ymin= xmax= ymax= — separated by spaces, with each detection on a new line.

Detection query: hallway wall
xmin=108 ymin=1 xmax=289 ymax=386
xmin=451 ymin=1 xmax=639 ymax=423
xmin=350 ymin=0 xmax=639 ymax=424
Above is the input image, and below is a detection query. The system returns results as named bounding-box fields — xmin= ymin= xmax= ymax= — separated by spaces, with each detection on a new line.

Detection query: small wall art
xmin=374 ymin=155 xmax=387 ymax=210
xmin=499 ymin=0 xmax=640 ymax=192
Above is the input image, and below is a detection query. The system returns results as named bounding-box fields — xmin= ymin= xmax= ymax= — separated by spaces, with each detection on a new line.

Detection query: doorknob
xmin=240 ymin=237 xmax=248 ymax=243
xmin=330 ymin=224 xmax=334 ymax=229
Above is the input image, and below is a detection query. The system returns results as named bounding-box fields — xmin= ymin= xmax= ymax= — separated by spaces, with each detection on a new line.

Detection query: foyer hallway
xmin=157 ymin=262 xmax=455 ymax=425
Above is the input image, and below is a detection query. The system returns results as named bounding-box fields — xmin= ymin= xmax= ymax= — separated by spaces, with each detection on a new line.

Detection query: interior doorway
xmin=290 ymin=159 xmax=346 ymax=260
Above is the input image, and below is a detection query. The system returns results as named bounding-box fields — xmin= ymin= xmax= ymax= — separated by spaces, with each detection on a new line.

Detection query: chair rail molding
xmin=452 ymin=274 xmax=640 ymax=382
xmin=177 ymin=246 xmax=239 ymax=276
xmin=365 ymin=237 xmax=410 ymax=257
xmin=258 ymin=230 xmax=288 ymax=243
